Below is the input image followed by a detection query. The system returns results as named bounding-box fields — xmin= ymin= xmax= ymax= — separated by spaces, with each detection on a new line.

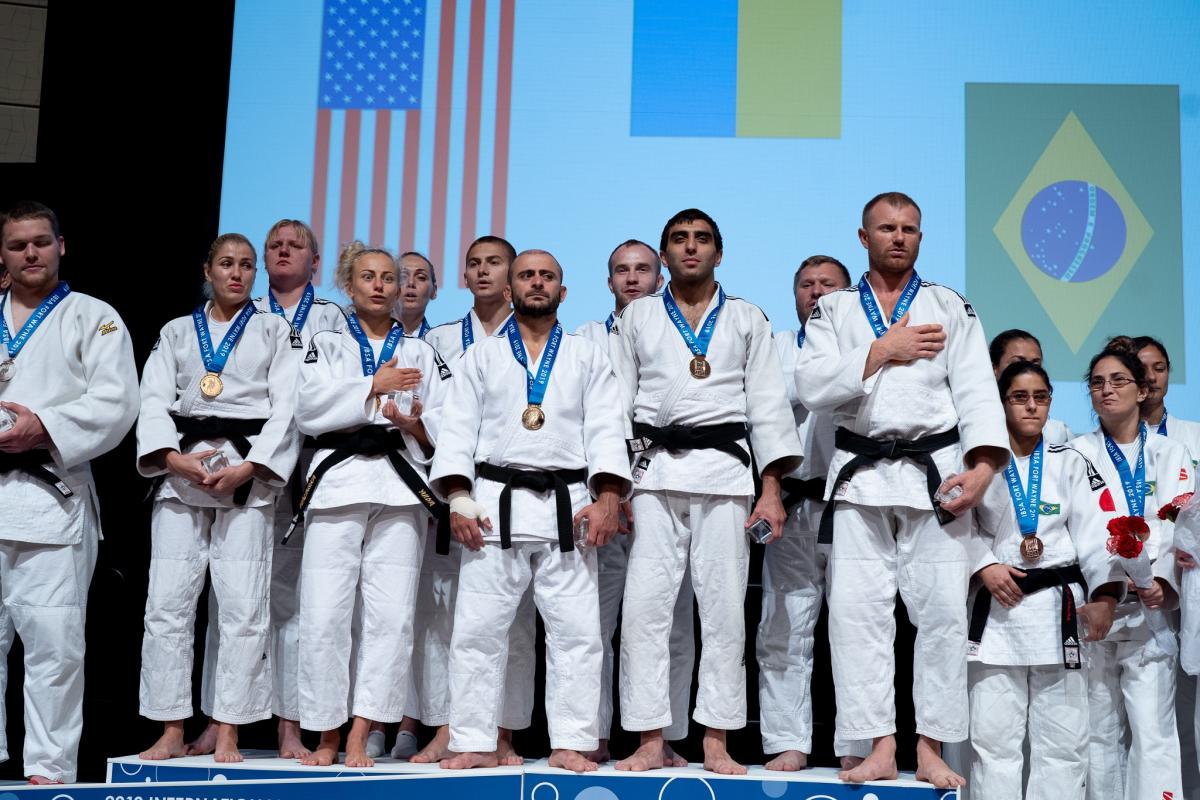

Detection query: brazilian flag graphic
xmin=966 ymin=84 xmax=1182 ymax=379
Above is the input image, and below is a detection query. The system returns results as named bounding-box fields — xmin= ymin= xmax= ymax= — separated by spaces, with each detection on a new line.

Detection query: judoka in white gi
xmin=969 ymin=360 xmax=1126 ymax=800
xmin=611 ymin=209 xmax=803 ymax=775
xmin=293 ymin=242 xmax=450 ymax=768
xmin=574 ymin=239 xmax=694 ymax=766
xmin=137 ymin=233 xmax=300 ymax=764
xmin=0 ymin=202 xmax=139 ymax=783
xmin=795 ymin=192 xmax=1009 ymax=789
xmin=411 ymin=235 xmax=536 ymax=766
xmin=1072 ymin=345 xmax=1192 ymax=800
xmin=431 ymin=249 xmax=631 ymax=774
xmin=989 ymin=329 xmax=1075 ymax=446
xmin=756 ymin=254 xmax=871 ymax=771
xmin=192 ymin=219 xmax=347 ymax=760
xmin=1130 ymin=334 xmax=1200 ymax=794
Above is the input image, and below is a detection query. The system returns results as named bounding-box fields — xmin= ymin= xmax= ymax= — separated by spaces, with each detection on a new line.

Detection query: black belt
xmin=628 ymin=421 xmax=750 ymax=467
xmin=0 ymin=450 xmax=72 ymax=498
xmin=968 ymin=563 xmax=1087 ymax=669
xmin=475 ymin=462 xmax=587 ymax=552
xmin=284 ymin=425 xmax=448 ymax=550
xmin=818 ymin=426 xmax=960 ymax=544
xmin=148 ymin=414 xmax=268 ymax=506
xmin=781 ymin=477 xmax=825 ymax=515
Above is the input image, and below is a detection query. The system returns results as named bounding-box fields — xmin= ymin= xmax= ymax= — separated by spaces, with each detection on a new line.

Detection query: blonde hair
xmin=206 ymin=232 xmax=256 ymax=267
xmin=264 ymin=219 xmax=320 ymax=259
xmin=335 ymin=240 xmax=398 ymax=294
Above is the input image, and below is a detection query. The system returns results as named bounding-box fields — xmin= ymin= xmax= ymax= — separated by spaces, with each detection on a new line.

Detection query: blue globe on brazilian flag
xmin=966 ymin=84 xmax=1183 ymax=379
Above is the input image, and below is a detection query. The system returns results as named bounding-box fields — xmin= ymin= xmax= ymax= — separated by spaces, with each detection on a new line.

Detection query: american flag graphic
xmin=310 ymin=0 xmax=515 ymax=287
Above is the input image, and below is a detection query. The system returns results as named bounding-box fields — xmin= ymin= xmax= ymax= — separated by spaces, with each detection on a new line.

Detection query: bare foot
xmin=140 ymin=723 xmax=186 ymax=761
xmin=441 ymin=751 xmax=499 ymax=770
xmin=278 ymin=717 xmax=310 ymax=759
xmin=496 ymin=729 xmax=523 ymax=766
xmin=411 ymin=725 xmax=453 ymax=763
xmin=662 ymin=742 xmax=688 ymax=768
xmin=583 ymin=738 xmax=610 ymax=763
xmin=184 ymin=719 xmax=219 ymax=756
xmin=549 ymin=749 xmax=599 ymax=774
xmin=915 ymin=736 xmax=966 ymax=789
xmin=701 ymin=729 xmax=746 ymax=775
xmin=616 ymin=736 xmax=665 ymax=772
xmin=839 ymin=755 xmax=864 ymax=771
xmin=764 ymin=750 xmax=808 ymax=771
xmin=301 ymin=730 xmax=340 ymax=766
xmin=344 ymin=717 xmax=376 ymax=768
xmin=213 ymin=722 xmax=243 ymax=763
xmin=27 ymin=776 xmax=63 ymax=785
xmin=840 ymin=736 xmax=898 ymax=783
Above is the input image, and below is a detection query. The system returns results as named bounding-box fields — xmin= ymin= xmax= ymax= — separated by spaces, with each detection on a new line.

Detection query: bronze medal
xmin=199 ymin=371 xmax=224 ymax=399
xmin=689 ymin=355 xmax=710 ymax=379
xmin=1020 ymin=535 xmax=1044 ymax=563
xmin=522 ymin=404 xmax=545 ymax=431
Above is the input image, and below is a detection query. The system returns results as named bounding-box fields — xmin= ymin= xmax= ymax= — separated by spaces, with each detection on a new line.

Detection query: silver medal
xmin=0 ymin=359 xmax=14 ymax=382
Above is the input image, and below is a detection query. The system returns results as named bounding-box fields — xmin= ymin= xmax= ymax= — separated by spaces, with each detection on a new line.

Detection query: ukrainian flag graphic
xmin=630 ymin=0 xmax=841 ymax=138
xmin=966 ymin=84 xmax=1183 ymax=379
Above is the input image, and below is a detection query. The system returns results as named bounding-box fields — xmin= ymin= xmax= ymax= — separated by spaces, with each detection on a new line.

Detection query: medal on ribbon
xmin=0 ymin=281 xmax=71 ymax=382
xmin=192 ymin=301 xmax=256 ymax=399
xmin=663 ymin=285 xmax=725 ymax=380
xmin=268 ymin=283 xmax=314 ymax=349
xmin=505 ymin=318 xmax=562 ymax=431
xmin=858 ymin=271 xmax=921 ymax=339
xmin=1005 ymin=438 xmax=1045 ymax=563
xmin=1104 ymin=423 xmax=1148 ymax=517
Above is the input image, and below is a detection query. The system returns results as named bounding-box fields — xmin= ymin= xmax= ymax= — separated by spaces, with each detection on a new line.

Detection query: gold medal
xmin=689 ymin=355 xmax=710 ymax=379
xmin=1020 ymin=535 xmax=1044 ymax=563
xmin=521 ymin=404 xmax=545 ymax=431
xmin=199 ymin=372 xmax=224 ymax=399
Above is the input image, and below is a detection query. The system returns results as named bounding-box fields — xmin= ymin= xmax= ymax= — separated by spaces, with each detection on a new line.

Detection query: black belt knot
xmin=817 ymin=426 xmax=961 ymax=544
xmin=475 ymin=462 xmax=587 ymax=552
xmin=780 ymin=476 xmax=825 ymax=515
xmin=0 ymin=450 xmax=72 ymax=498
xmin=968 ymin=563 xmax=1088 ymax=669
xmin=148 ymin=414 xmax=269 ymax=506
xmin=630 ymin=421 xmax=750 ymax=467
xmin=284 ymin=425 xmax=448 ymax=550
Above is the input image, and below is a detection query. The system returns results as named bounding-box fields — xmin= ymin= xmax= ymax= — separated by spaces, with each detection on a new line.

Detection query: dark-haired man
xmin=0 ymin=201 xmax=140 ymax=782
xmin=612 ymin=209 xmax=802 ymax=774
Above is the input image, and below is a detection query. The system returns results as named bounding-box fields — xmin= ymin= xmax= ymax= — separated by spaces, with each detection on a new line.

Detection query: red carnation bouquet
xmin=1158 ymin=492 xmax=1195 ymax=523
xmin=1106 ymin=515 xmax=1150 ymax=558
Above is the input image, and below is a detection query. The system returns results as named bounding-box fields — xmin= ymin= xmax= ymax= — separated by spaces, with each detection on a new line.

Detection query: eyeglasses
xmin=1005 ymin=390 xmax=1052 ymax=406
xmin=1087 ymin=375 xmax=1136 ymax=393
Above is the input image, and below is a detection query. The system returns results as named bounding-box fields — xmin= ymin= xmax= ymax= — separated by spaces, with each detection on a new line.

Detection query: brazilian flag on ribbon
xmin=965 ymin=84 xmax=1183 ymax=379
xmin=630 ymin=0 xmax=841 ymax=138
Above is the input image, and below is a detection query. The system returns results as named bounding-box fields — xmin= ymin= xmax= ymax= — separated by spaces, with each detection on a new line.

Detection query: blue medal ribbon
xmin=1104 ymin=423 xmax=1148 ymax=517
xmin=858 ymin=271 xmax=921 ymax=339
xmin=267 ymin=283 xmax=315 ymax=336
xmin=0 ymin=281 xmax=71 ymax=358
xmin=604 ymin=313 xmax=615 ymax=335
xmin=192 ymin=301 xmax=256 ymax=376
xmin=345 ymin=313 xmax=403 ymax=376
xmin=1004 ymin=438 xmax=1044 ymax=536
xmin=663 ymin=284 xmax=726 ymax=358
xmin=412 ymin=317 xmax=431 ymax=339
xmin=796 ymin=326 xmax=806 ymax=350
xmin=504 ymin=318 xmax=563 ymax=407
xmin=461 ymin=312 xmax=474 ymax=351
xmin=1157 ymin=409 xmax=1168 ymax=436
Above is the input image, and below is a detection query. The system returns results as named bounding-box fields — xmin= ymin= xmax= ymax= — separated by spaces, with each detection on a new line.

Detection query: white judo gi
xmin=1071 ymin=427 xmax=1192 ymax=800
xmin=137 ymin=303 xmax=300 ymax=725
xmin=969 ymin=442 xmax=1123 ymax=800
xmin=756 ymin=329 xmax=868 ymax=759
xmin=0 ymin=289 xmax=139 ymax=782
xmin=610 ymin=287 xmax=802 ymax=733
xmin=795 ymin=278 xmax=1008 ymax=744
xmin=577 ymin=318 xmax=695 ymax=742
xmin=294 ymin=324 xmax=449 ymax=730
xmin=414 ymin=309 xmax=535 ymax=731
xmin=1042 ymin=418 xmax=1075 ymax=447
xmin=199 ymin=292 xmax=346 ymax=722
xmin=430 ymin=327 xmax=632 ymax=753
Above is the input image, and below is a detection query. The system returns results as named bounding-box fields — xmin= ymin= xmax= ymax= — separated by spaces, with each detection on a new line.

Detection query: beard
xmin=513 ymin=293 xmax=560 ymax=318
